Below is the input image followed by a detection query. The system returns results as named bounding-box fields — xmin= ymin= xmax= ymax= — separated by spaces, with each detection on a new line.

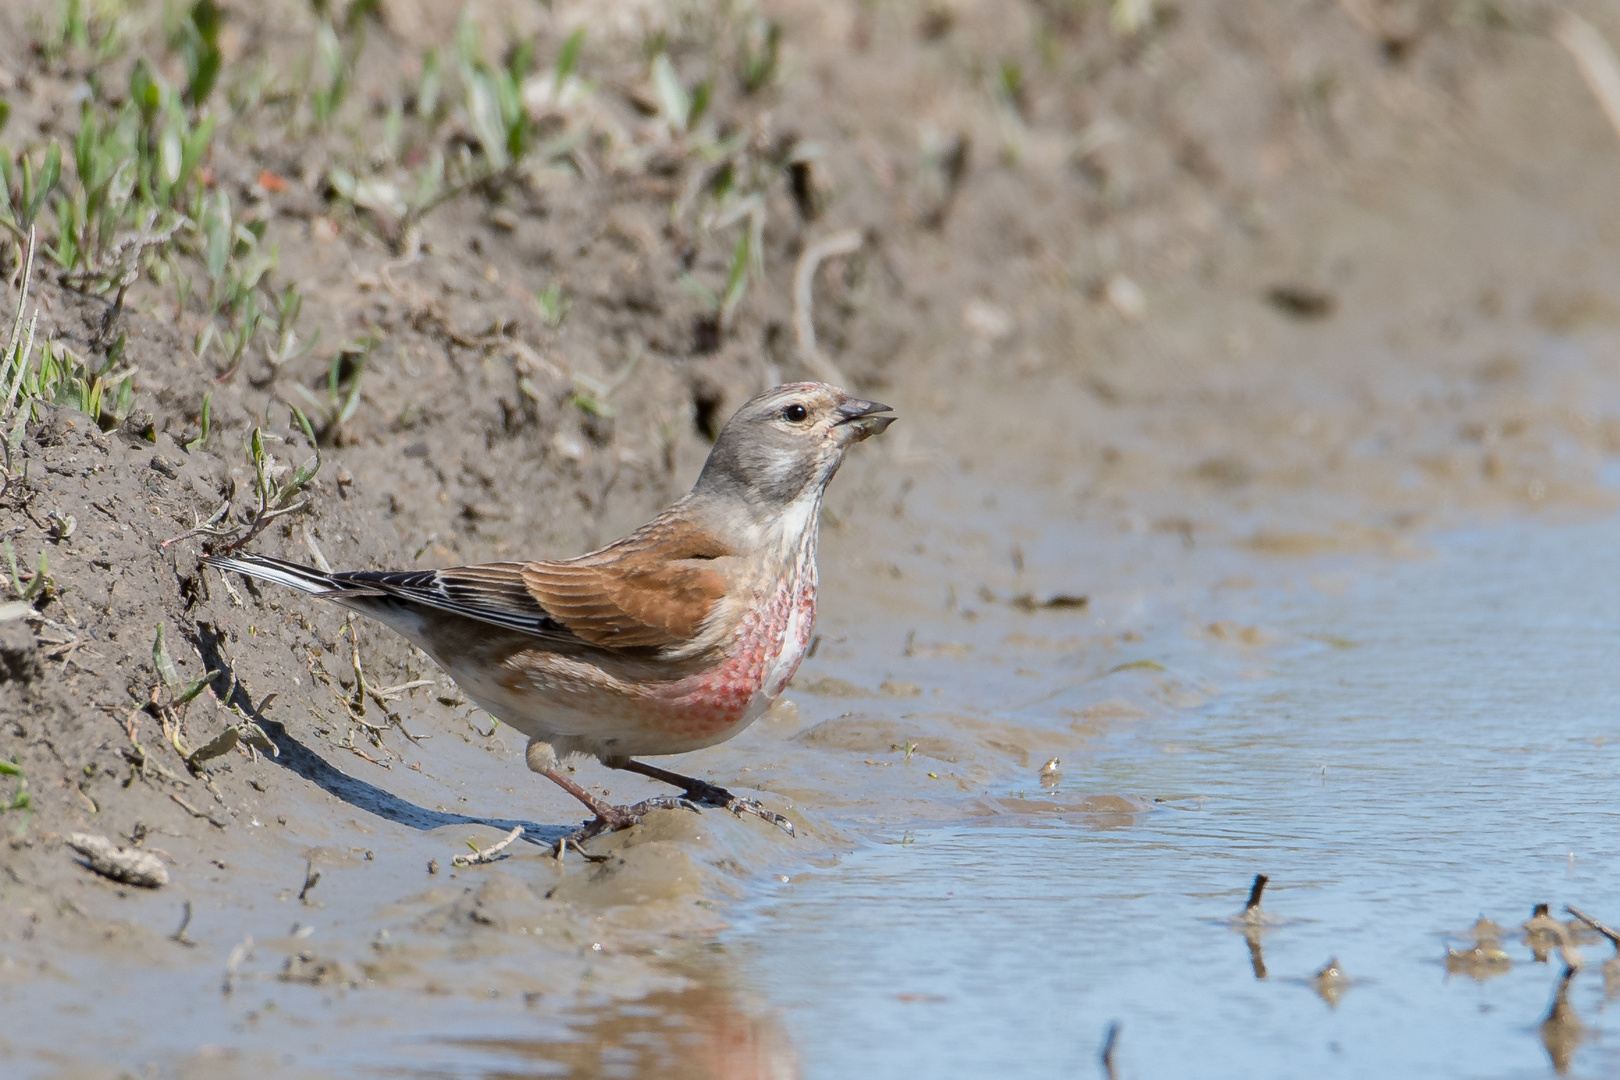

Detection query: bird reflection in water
xmin=442 ymin=981 xmax=798 ymax=1080
xmin=1540 ymin=967 xmax=1583 ymax=1075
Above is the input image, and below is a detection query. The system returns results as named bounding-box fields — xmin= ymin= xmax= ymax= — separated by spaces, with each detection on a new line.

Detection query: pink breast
xmin=641 ymin=571 xmax=816 ymax=740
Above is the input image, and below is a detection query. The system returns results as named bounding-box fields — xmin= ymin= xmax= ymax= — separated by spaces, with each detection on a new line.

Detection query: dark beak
xmin=834 ymin=397 xmax=896 ymax=440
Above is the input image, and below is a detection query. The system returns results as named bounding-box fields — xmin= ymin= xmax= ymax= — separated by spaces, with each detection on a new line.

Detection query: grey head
xmin=691 ymin=382 xmax=895 ymax=515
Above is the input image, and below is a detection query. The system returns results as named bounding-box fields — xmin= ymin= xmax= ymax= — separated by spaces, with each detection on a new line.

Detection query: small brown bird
xmin=206 ymin=383 xmax=894 ymax=836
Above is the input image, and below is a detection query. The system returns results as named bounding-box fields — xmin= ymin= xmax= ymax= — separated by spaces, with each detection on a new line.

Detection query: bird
xmin=205 ymin=382 xmax=895 ymax=838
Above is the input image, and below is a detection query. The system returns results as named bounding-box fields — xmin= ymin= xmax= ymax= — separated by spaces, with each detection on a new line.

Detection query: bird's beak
xmin=833 ymin=397 xmax=896 ymax=441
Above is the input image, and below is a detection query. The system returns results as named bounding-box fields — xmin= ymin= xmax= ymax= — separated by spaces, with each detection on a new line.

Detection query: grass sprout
xmin=292 ymin=337 xmax=373 ymax=443
xmin=1 ymin=757 xmax=31 ymax=835
xmin=33 ymin=0 xmax=133 ymax=69
xmin=183 ymin=390 xmax=211 ymax=450
xmin=4 ymin=540 xmax=56 ymax=606
xmin=328 ymin=20 xmax=592 ymax=244
xmin=1 ymin=232 xmax=135 ymax=434
xmin=1 ymin=19 xmax=305 ymax=376
xmin=169 ymin=0 xmax=224 ymax=108
xmin=737 ymin=17 xmax=782 ymax=94
xmin=536 ymin=283 xmax=571 ymax=328
xmin=0 ymin=144 xmax=63 ymax=239
xmin=306 ymin=0 xmax=379 ymax=128
xmin=652 ymin=53 xmax=712 ymax=134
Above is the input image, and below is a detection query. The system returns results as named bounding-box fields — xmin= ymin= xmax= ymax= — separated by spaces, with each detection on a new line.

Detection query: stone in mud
xmin=67 ymin=833 xmax=169 ymax=888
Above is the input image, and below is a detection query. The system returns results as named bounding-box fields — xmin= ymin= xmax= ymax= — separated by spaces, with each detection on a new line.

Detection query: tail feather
xmin=204 ymin=553 xmax=347 ymax=596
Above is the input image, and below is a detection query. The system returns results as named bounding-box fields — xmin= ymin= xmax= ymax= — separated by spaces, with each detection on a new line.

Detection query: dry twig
xmin=453 ymin=824 xmax=524 ymax=867
xmin=1567 ymin=905 xmax=1620 ymax=950
xmin=793 ymin=229 xmax=862 ymax=387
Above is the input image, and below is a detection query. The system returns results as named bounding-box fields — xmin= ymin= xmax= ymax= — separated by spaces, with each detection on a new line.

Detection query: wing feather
xmin=333 ymin=562 xmax=572 ymax=638
xmin=521 ymin=514 xmax=732 ymax=649
xmin=325 ymin=512 xmax=735 ymax=652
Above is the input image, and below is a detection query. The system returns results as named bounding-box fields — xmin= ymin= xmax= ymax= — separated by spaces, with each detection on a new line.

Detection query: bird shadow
xmin=193 ymin=621 xmax=572 ymax=847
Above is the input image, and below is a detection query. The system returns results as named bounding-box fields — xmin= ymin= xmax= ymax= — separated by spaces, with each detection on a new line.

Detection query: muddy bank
xmin=5 ymin=0 xmax=1620 ymax=1075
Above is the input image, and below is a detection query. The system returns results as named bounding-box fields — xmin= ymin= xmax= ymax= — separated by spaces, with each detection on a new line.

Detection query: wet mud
xmin=5 ymin=1 xmax=1620 ymax=1077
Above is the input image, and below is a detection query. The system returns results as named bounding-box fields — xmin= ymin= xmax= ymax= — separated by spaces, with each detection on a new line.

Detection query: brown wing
xmin=329 ymin=512 xmax=732 ymax=652
xmin=522 ymin=514 xmax=732 ymax=649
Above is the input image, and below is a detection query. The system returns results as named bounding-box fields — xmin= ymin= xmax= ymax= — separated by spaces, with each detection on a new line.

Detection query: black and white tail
xmin=203 ymin=553 xmax=350 ymax=596
xmin=205 ymin=552 xmax=566 ymax=640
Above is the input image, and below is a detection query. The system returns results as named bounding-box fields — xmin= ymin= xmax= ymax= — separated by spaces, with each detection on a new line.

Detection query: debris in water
xmin=1265 ymin=283 xmax=1335 ymax=320
xmin=298 ymin=859 xmax=322 ymax=905
xmin=1099 ymin=1020 xmax=1122 ymax=1080
xmin=171 ymin=900 xmax=198 ymax=947
xmin=1108 ymin=659 xmax=1165 ymax=674
xmin=1524 ymin=903 xmax=1581 ymax=967
xmin=1446 ymin=916 xmax=1510 ymax=980
xmin=1010 ymin=592 xmax=1089 ymax=613
xmin=1311 ymin=957 xmax=1350 ymax=1007
xmin=222 ymin=936 xmax=253 ymax=995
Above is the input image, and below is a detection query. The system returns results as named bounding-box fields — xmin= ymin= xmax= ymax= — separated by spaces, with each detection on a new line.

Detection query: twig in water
xmin=1567 ymin=905 xmax=1620 ymax=951
xmin=169 ymin=792 xmax=228 ymax=829
xmin=297 ymin=859 xmax=322 ymax=904
xmin=171 ymin=899 xmax=198 ymax=947
xmin=1099 ymin=1021 xmax=1121 ymax=1080
xmin=222 ymin=935 xmax=253 ymax=994
xmin=552 ymin=834 xmax=610 ymax=864
xmin=453 ymin=825 xmax=524 ymax=868
xmin=1237 ymin=872 xmax=1272 ymax=978
xmin=792 ymin=229 xmax=862 ymax=387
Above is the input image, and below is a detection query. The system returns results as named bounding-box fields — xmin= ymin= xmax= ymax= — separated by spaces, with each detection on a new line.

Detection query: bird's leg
xmin=526 ymin=739 xmax=639 ymax=835
xmin=606 ymin=757 xmax=795 ymax=837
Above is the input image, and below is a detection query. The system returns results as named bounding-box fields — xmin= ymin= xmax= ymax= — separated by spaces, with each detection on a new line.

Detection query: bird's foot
xmin=603 ymin=759 xmax=796 ymax=836
xmin=561 ymin=802 xmax=642 ymax=847
xmin=669 ymin=780 xmax=796 ymax=837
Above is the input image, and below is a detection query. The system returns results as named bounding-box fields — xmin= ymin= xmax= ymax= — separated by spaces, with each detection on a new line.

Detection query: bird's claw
xmin=728 ymin=798 xmax=796 ymax=836
xmin=679 ymin=782 xmax=796 ymax=837
xmin=625 ymin=795 xmax=702 ymax=816
xmin=562 ymin=803 xmax=642 ymax=847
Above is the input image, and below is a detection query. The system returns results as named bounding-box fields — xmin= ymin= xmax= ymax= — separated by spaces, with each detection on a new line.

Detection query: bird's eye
xmin=782 ymin=403 xmax=809 ymax=423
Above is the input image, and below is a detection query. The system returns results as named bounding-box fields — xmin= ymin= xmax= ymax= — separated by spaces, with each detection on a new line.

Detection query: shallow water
xmin=725 ymin=518 xmax=1620 ymax=1080
xmin=436 ymin=514 xmax=1620 ymax=1080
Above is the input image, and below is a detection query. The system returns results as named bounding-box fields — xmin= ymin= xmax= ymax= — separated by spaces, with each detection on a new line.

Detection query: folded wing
xmin=333 ymin=513 xmax=734 ymax=652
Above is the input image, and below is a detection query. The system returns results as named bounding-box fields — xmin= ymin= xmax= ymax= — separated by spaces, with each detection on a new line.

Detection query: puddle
xmin=699 ymin=516 xmax=1620 ymax=1079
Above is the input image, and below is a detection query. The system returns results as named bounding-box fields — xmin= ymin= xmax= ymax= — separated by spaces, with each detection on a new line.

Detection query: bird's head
xmin=693 ymin=382 xmax=895 ymax=511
